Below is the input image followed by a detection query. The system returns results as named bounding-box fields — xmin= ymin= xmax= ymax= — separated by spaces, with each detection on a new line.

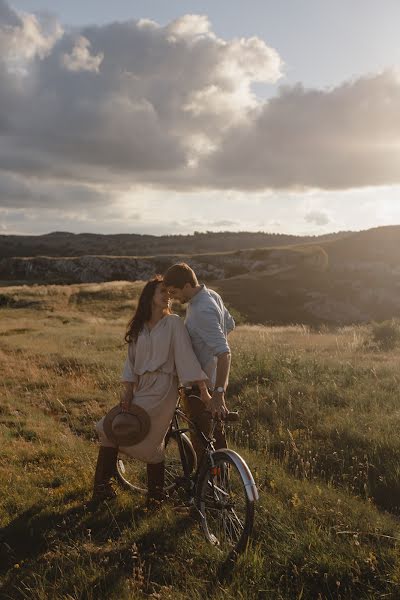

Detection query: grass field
xmin=1 ymin=283 xmax=400 ymax=599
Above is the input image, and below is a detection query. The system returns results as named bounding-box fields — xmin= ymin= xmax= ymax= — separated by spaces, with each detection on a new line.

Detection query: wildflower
xmin=290 ymin=493 xmax=301 ymax=508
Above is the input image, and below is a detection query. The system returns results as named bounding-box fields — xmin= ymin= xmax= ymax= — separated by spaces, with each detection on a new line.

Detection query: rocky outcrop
xmin=2 ymin=233 xmax=400 ymax=325
xmin=0 ymin=246 xmax=325 ymax=284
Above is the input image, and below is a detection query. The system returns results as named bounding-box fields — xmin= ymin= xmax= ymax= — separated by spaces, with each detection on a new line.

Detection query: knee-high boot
xmin=146 ymin=461 xmax=165 ymax=507
xmin=92 ymin=446 xmax=118 ymax=502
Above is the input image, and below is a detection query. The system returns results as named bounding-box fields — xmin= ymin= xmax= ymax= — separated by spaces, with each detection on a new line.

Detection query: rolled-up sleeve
xmin=121 ymin=342 xmax=138 ymax=383
xmin=172 ymin=317 xmax=208 ymax=385
xmin=194 ymin=306 xmax=230 ymax=356
xmin=225 ymin=307 xmax=235 ymax=334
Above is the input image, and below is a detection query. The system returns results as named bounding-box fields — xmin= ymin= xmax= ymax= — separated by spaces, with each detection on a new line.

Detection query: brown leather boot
xmin=91 ymin=446 xmax=118 ymax=502
xmin=146 ymin=461 xmax=165 ymax=509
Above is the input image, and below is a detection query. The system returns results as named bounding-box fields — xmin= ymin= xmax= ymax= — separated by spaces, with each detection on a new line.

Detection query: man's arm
xmin=225 ymin=306 xmax=235 ymax=335
xmin=192 ymin=306 xmax=232 ymax=417
xmin=209 ymin=351 xmax=231 ymax=418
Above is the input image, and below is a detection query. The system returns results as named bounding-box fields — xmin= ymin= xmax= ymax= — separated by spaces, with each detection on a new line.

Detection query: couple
xmin=92 ymin=262 xmax=235 ymax=505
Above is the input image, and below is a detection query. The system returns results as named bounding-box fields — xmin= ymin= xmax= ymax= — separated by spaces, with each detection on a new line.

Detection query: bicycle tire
xmin=196 ymin=450 xmax=256 ymax=556
xmin=116 ymin=431 xmax=196 ymax=494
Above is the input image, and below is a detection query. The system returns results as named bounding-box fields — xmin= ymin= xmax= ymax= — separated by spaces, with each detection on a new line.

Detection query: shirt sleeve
xmin=194 ymin=306 xmax=231 ymax=356
xmin=225 ymin=306 xmax=235 ymax=334
xmin=172 ymin=317 xmax=209 ymax=386
xmin=120 ymin=342 xmax=137 ymax=383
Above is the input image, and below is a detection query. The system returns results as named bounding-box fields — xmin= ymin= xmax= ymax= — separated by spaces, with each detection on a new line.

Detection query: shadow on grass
xmin=0 ymin=496 xmax=199 ymax=599
xmin=0 ymin=502 xmax=88 ymax=574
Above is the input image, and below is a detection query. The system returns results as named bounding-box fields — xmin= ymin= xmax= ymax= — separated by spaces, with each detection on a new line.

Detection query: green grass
xmin=1 ymin=284 xmax=400 ymax=599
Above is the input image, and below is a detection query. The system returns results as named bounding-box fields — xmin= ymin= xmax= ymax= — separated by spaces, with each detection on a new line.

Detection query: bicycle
xmin=116 ymin=389 xmax=259 ymax=558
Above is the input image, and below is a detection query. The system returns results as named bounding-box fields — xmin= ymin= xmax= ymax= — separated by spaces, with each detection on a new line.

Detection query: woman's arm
xmin=197 ymin=379 xmax=212 ymax=406
xmin=120 ymin=381 xmax=136 ymax=411
xmin=172 ymin=316 xmax=209 ymax=387
xmin=120 ymin=341 xmax=137 ymax=410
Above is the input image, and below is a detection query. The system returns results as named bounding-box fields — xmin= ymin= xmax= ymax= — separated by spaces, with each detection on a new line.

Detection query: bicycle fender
xmin=214 ymin=449 xmax=259 ymax=502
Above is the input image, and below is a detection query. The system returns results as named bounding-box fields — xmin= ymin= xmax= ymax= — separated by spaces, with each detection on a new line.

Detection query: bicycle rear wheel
xmin=196 ymin=450 xmax=256 ymax=556
xmin=116 ymin=431 xmax=196 ymax=494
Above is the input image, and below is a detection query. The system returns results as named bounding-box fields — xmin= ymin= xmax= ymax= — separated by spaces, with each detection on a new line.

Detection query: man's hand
xmin=209 ymin=390 xmax=228 ymax=419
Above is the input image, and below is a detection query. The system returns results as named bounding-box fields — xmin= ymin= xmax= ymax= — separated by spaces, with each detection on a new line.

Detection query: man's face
xmin=166 ymin=284 xmax=190 ymax=305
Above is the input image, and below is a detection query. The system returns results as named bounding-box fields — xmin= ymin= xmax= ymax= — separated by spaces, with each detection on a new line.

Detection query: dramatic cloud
xmin=204 ymin=72 xmax=400 ymax=190
xmin=1 ymin=0 xmax=400 ymax=224
xmin=0 ymin=2 xmax=282 ymax=205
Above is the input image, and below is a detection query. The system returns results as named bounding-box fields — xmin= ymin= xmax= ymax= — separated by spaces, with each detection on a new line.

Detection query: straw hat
xmin=103 ymin=403 xmax=151 ymax=446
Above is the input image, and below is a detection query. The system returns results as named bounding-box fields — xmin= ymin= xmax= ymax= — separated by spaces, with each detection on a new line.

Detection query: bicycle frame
xmin=168 ymin=399 xmax=217 ymax=484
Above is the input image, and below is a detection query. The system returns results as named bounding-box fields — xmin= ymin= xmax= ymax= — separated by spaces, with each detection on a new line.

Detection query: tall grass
xmin=1 ymin=284 xmax=400 ymax=599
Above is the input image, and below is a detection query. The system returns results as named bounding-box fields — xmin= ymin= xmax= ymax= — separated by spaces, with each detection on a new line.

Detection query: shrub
xmin=369 ymin=319 xmax=400 ymax=351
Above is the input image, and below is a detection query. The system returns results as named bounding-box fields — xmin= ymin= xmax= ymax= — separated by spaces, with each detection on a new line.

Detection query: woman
xmin=92 ymin=275 xmax=210 ymax=505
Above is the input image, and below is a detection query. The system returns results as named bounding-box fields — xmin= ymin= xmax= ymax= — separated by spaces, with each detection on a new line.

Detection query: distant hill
xmin=0 ymin=229 xmax=349 ymax=258
xmin=216 ymin=225 xmax=400 ymax=325
xmin=1 ymin=225 xmax=400 ymax=325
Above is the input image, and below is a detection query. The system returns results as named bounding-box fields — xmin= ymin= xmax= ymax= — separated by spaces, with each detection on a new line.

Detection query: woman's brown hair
xmin=125 ymin=275 xmax=170 ymax=343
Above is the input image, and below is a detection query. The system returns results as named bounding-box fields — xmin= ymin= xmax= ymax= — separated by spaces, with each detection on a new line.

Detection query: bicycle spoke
xmin=116 ymin=432 xmax=196 ymax=495
xmin=198 ymin=453 xmax=254 ymax=556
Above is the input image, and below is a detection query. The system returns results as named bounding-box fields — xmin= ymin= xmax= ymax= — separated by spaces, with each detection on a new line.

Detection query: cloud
xmin=304 ymin=210 xmax=330 ymax=226
xmin=62 ymin=36 xmax=103 ymax=72
xmin=0 ymin=0 xmax=62 ymax=67
xmin=0 ymin=171 xmax=111 ymax=209
xmin=1 ymin=0 xmax=400 ymax=225
xmin=204 ymin=72 xmax=400 ymax=190
xmin=0 ymin=1 xmax=282 ymax=202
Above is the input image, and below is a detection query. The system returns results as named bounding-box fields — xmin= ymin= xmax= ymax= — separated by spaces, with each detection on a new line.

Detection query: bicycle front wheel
xmin=196 ymin=450 xmax=256 ymax=556
xmin=116 ymin=431 xmax=196 ymax=494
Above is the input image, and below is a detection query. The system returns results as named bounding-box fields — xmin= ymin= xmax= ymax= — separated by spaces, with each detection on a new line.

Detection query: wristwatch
xmin=215 ymin=386 xmax=225 ymax=393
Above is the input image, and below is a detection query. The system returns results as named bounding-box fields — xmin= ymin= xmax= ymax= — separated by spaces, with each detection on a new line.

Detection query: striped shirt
xmin=184 ymin=285 xmax=235 ymax=387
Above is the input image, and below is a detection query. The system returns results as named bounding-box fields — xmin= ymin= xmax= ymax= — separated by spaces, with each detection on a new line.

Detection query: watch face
xmin=216 ymin=386 xmax=225 ymax=393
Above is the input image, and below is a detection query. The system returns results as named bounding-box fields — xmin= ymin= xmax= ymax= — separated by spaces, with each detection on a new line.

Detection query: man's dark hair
xmin=164 ymin=263 xmax=198 ymax=289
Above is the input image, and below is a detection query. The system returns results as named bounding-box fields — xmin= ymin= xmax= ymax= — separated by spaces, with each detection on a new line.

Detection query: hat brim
xmin=103 ymin=403 xmax=151 ymax=446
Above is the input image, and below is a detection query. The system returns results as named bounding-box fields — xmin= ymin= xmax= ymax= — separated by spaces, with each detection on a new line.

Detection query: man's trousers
xmin=181 ymin=386 xmax=227 ymax=465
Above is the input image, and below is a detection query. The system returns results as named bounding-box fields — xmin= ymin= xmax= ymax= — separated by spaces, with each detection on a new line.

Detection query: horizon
xmin=2 ymin=223 xmax=399 ymax=239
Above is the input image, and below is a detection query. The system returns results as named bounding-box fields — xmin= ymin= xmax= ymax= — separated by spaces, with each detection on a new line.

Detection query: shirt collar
xmin=189 ymin=284 xmax=207 ymax=305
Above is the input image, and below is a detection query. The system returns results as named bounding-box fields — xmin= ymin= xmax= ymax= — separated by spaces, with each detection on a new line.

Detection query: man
xmin=164 ymin=262 xmax=235 ymax=462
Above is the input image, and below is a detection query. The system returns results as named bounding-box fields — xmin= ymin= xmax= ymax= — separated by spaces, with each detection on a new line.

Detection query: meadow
xmin=1 ymin=282 xmax=400 ymax=599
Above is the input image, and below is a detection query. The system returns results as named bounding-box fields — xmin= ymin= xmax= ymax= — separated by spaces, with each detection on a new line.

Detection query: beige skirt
xmin=96 ymin=371 xmax=178 ymax=464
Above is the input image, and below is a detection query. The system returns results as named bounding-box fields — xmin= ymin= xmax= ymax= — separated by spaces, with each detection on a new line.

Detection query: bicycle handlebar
xmin=206 ymin=410 xmax=240 ymax=422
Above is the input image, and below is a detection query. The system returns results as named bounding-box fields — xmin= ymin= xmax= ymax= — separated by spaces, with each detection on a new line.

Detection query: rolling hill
xmin=1 ymin=225 xmax=400 ymax=325
xmin=0 ymin=229 xmax=348 ymax=258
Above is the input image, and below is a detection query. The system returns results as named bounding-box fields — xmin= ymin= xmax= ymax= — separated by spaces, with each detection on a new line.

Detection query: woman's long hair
xmin=125 ymin=275 xmax=170 ymax=343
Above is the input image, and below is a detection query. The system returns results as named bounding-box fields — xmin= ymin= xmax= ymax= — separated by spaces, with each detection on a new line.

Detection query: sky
xmin=1 ymin=0 xmax=400 ymax=236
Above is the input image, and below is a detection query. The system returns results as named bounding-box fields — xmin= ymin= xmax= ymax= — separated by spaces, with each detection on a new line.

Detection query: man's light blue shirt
xmin=184 ymin=285 xmax=235 ymax=387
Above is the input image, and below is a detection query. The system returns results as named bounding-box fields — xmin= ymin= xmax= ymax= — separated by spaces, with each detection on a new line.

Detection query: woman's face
xmin=152 ymin=282 xmax=170 ymax=311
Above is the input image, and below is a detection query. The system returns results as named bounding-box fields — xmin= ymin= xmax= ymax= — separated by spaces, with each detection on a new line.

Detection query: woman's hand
xmin=200 ymin=387 xmax=212 ymax=408
xmin=197 ymin=380 xmax=211 ymax=408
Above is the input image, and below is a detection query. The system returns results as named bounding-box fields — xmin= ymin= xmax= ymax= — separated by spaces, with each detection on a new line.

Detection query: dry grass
xmin=1 ymin=283 xmax=400 ymax=599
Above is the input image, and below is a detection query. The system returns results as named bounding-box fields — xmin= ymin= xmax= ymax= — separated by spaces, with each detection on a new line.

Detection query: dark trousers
xmin=182 ymin=387 xmax=227 ymax=465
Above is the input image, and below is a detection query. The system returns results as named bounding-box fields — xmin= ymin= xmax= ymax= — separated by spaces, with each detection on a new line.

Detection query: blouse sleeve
xmin=172 ymin=316 xmax=209 ymax=386
xmin=120 ymin=341 xmax=138 ymax=383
